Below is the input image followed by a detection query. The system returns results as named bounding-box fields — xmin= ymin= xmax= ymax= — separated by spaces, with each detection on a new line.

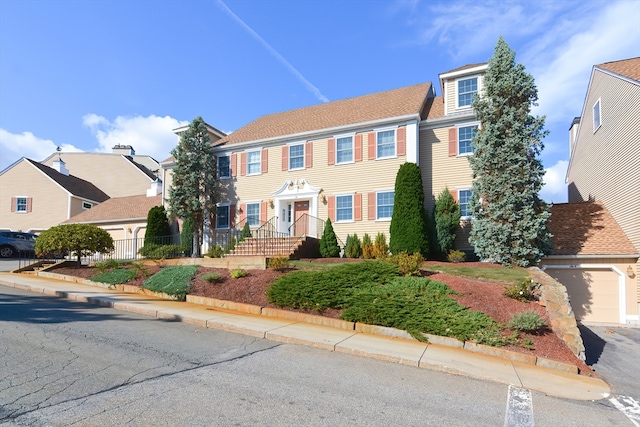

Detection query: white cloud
xmin=82 ymin=114 xmax=188 ymax=162
xmin=0 ymin=129 xmax=82 ymax=172
xmin=540 ymin=160 xmax=569 ymax=204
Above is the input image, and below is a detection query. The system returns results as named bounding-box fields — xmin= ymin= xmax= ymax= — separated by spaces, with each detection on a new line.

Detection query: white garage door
xmin=545 ymin=268 xmax=620 ymax=324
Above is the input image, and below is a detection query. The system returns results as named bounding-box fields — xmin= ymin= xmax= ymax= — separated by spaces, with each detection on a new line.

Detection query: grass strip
xmin=91 ymin=268 xmax=136 ymax=285
xmin=142 ymin=265 xmax=198 ymax=301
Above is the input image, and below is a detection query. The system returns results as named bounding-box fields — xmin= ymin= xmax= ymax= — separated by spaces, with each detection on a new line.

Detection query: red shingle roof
xmin=548 ymin=202 xmax=637 ymax=255
xmin=214 ymin=82 xmax=433 ymax=146
xmin=64 ymin=194 xmax=162 ymax=223
xmin=597 ymin=57 xmax=640 ymax=82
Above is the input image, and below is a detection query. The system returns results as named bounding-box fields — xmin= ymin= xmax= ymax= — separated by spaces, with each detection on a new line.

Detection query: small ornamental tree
xmin=468 ymin=37 xmax=551 ymax=266
xmin=344 ymin=233 xmax=362 ymax=258
xmin=389 ymin=162 xmax=429 ymax=257
xmin=168 ymin=116 xmax=218 ymax=257
xmin=319 ymin=218 xmax=340 ymax=258
xmin=35 ymin=224 xmax=114 ymax=268
xmin=434 ymin=188 xmax=461 ymax=257
xmin=144 ymin=206 xmax=171 ymax=245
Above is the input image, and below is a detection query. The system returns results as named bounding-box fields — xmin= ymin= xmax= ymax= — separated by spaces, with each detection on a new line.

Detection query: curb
xmin=11 ymin=271 xmax=580 ymax=375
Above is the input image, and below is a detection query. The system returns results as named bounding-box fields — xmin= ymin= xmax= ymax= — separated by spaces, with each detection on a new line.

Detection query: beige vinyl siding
xmin=567 ymin=71 xmax=640 ymax=253
xmin=223 ymin=127 xmax=408 ymax=243
xmin=42 ymin=153 xmax=156 ymax=197
xmin=444 ymin=79 xmax=456 ymax=114
xmin=162 ymin=167 xmax=174 ymax=204
xmin=0 ymin=161 xmax=70 ymax=232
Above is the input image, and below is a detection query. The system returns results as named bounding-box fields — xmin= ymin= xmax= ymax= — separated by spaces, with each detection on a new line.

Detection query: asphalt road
xmin=1 ymin=285 xmax=634 ymax=426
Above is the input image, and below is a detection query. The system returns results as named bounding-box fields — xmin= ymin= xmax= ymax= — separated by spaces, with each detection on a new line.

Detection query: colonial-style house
xmin=539 ymin=57 xmax=640 ymax=325
xmin=163 ymin=64 xmax=487 ymax=254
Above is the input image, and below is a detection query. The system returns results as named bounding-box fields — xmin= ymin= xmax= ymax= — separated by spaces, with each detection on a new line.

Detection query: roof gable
xmin=548 ymin=202 xmax=637 ymax=256
xmin=26 ymin=159 xmax=110 ymax=202
xmin=215 ymin=82 xmax=433 ymax=147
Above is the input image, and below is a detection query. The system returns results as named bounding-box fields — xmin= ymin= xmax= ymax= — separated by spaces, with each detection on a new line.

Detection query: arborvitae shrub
xmin=145 ymin=206 xmax=171 ymax=245
xmin=362 ymin=233 xmax=374 ymax=259
xmin=373 ymin=232 xmax=389 ymax=259
xmin=238 ymin=222 xmax=252 ymax=243
xmin=319 ymin=218 xmax=341 ymax=258
xmin=345 ymin=234 xmax=362 ymax=258
xmin=434 ymin=188 xmax=461 ymax=257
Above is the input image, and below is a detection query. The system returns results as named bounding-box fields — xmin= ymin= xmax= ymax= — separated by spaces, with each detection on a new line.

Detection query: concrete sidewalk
xmin=0 ymin=272 xmax=610 ymax=401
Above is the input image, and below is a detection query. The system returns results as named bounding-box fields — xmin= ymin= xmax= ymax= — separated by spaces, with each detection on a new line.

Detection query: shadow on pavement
xmin=578 ymin=324 xmax=606 ymax=365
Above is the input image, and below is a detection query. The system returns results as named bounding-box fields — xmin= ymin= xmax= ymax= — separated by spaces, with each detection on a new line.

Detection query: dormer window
xmin=457 ymin=77 xmax=478 ymax=108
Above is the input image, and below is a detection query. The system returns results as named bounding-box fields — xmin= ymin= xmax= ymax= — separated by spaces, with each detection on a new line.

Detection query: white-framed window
xmin=336 ymin=136 xmax=353 ymax=164
xmin=336 ymin=194 xmax=353 ymax=222
xmin=458 ymin=125 xmax=477 ymax=155
xmin=457 ymin=77 xmax=478 ymax=108
xmin=377 ymin=130 xmax=396 ymax=159
xmin=289 ymin=144 xmax=305 ymax=170
xmin=217 ymin=155 xmax=230 ymax=179
xmin=458 ymin=189 xmax=472 ymax=218
xmin=216 ymin=205 xmax=230 ymax=229
xmin=82 ymin=201 xmax=93 ymax=210
xmin=247 ymin=151 xmax=261 ymax=175
xmin=593 ymin=98 xmax=601 ymax=132
xmin=15 ymin=197 xmax=27 ymax=212
xmin=246 ymin=202 xmax=260 ymax=227
xmin=377 ymin=191 xmax=394 ymax=220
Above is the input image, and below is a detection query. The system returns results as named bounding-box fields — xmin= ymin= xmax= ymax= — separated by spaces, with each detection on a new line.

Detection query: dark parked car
xmin=0 ymin=231 xmax=38 ymax=258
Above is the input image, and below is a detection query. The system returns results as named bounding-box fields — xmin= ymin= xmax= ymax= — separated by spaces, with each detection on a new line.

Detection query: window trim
xmin=15 ymin=196 xmax=28 ymax=213
xmin=335 ymin=193 xmax=354 ymax=223
xmin=335 ymin=134 xmax=354 ymax=165
xmin=217 ymin=154 xmax=231 ymax=179
xmin=82 ymin=201 xmax=93 ymax=210
xmin=245 ymin=202 xmax=261 ymax=227
xmin=376 ymin=190 xmax=394 ymax=221
xmin=246 ymin=150 xmax=262 ymax=176
xmin=457 ymin=123 xmax=479 ymax=156
xmin=457 ymin=188 xmax=472 ymax=219
xmin=592 ymin=98 xmax=601 ymax=133
xmin=376 ymin=128 xmax=396 ymax=160
xmin=455 ymin=75 xmax=480 ymax=109
xmin=215 ymin=204 xmax=231 ymax=229
xmin=288 ymin=143 xmax=305 ymax=171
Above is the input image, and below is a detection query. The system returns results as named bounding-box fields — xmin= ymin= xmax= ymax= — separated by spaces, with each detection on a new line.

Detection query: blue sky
xmin=1 ymin=0 xmax=639 ymax=203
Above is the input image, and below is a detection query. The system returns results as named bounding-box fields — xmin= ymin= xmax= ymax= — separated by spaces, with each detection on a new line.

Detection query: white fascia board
xmin=420 ymin=111 xmax=477 ymax=129
xmin=544 ymin=254 xmax=640 ymax=260
xmin=439 ymin=64 xmax=488 ymax=80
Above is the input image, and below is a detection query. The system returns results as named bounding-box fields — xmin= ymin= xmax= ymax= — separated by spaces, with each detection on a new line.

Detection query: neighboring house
xmin=541 ymin=202 xmax=638 ymax=325
xmin=1 ymin=145 xmax=161 ymax=233
xmin=41 ymin=145 xmax=160 ymax=198
xmin=547 ymin=57 xmax=640 ymax=325
xmin=0 ymin=158 xmax=109 ymax=233
xmin=163 ymin=64 xmax=486 ymax=251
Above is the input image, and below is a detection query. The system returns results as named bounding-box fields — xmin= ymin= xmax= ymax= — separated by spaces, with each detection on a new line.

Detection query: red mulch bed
xmin=52 ymin=259 xmax=593 ymax=375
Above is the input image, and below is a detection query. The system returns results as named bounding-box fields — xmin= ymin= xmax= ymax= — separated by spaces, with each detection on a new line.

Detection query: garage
xmin=544 ymin=266 xmax=622 ymax=324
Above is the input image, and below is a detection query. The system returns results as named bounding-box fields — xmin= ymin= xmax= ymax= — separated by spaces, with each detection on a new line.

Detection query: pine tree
xmin=167 ymin=117 xmax=218 ymax=257
xmin=433 ymin=188 xmax=461 ymax=257
xmin=468 ymin=37 xmax=551 ymax=267
xmin=389 ymin=162 xmax=429 ymax=257
xmin=319 ymin=218 xmax=340 ymax=258
xmin=180 ymin=216 xmax=194 ymax=255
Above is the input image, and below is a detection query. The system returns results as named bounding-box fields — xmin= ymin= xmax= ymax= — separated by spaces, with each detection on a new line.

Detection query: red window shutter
xmin=327 ymin=138 xmax=335 ymax=165
xmin=261 ymin=149 xmax=268 ymax=173
xmin=231 ymin=153 xmax=237 ymax=177
xmin=397 ymin=126 xmax=406 ymax=156
xmin=26 ymin=197 xmax=32 ymax=212
xmin=282 ymin=146 xmax=288 ymax=171
xmin=355 ymin=134 xmax=363 ymax=162
xmin=260 ymin=201 xmax=268 ymax=222
xmin=229 ymin=204 xmax=236 ymax=228
xmin=327 ymin=196 xmax=335 ymax=222
xmin=305 ymin=141 xmax=313 ymax=168
xmin=448 ymin=127 xmax=457 ymax=157
xmin=354 ymin=193 xmax=362 ymax=221
xmin=240 ymin=153 xmax=247 ymax=176
xmin=368 ymin=132 xmax=376 ymax=160
xmin=239 ymin=203 xmax=246 ymax=223
xmin=10 ymin=197 xmax=16 ymax=212
xmin=368 ymin=192 xmax=376 ymax=220
xmin=450 ymin=189 xmax=458 ymax=202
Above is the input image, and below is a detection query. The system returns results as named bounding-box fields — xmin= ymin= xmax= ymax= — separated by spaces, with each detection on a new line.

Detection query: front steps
xmin=229 ymin=236 xmax=320 ymax=259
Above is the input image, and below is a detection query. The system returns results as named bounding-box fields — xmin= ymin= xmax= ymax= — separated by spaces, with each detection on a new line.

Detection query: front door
xmin=293 ymin=200 xmax=309 ymax=236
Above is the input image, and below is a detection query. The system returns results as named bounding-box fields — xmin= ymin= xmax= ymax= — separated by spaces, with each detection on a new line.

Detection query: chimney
xmin=112 ymin=144 xmax=136 ymax=155
xmin=568 ymin=117 xmax=580 ymax=156
xmin=52 ymin=158 xmax=69 ymax=176
xmin=147 ymin=178 xmax=163 ymax=197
